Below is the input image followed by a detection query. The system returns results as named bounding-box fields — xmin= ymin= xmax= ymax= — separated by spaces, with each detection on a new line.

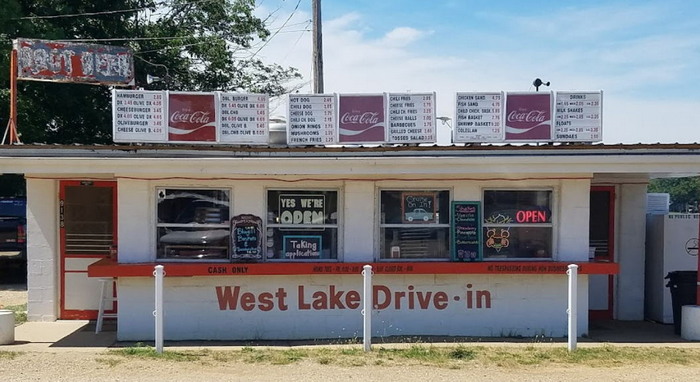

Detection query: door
xmin=589 ymin=186 xmax=615 ymax=320
xmin=59 ymin=181 xmax=117 ymax=319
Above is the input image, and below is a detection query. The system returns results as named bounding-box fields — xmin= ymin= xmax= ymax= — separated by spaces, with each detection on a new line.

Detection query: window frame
xmin=377 ymin=188 xmax=452 ymax=261
xmin=265 ymin=188 xmax=341 ymax=262
xmin=154 ymin=187 xmax=232 ymax=262
xmin=481 ymin=188 xmax=556 ymax=261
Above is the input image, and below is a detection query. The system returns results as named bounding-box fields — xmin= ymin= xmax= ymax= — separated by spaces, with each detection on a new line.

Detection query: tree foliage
xmin=648 ymin=176 xmax=700 ymax=212
xmin=1 ymin=0 xmax=301 ymax=144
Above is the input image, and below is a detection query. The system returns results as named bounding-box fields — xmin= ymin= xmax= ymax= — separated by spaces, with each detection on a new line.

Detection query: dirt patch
xmin=0 ymin=284 xmax=27 ymax=308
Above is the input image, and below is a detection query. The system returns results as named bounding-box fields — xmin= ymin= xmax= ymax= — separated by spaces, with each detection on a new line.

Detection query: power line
xmin=13 ymin=6 xmax=151 ymax=20
xmin=250 ymin=0 xmax=302 ymax=59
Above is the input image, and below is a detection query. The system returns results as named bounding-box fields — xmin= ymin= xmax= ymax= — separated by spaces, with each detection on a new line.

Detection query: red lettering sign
xmin=515 ymin=210 xmax=548 ymax=223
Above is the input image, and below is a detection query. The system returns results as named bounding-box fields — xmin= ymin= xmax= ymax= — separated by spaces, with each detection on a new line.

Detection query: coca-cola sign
xmin=338 ymin=94 xmax=385 ymax=143
xmin=168 ymin=93 xmax=217 ymax=141
xmin=505 ymin=93 xmax=552 ymax=141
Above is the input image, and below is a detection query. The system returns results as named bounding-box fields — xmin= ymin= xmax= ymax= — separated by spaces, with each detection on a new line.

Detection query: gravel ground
xmin=0 ymin=284 xmax=27 ymax=308
xmin=1 ymin=351 xmax=700 ymax=382
xmin=2 ymin=285 xmax=699 ymax=381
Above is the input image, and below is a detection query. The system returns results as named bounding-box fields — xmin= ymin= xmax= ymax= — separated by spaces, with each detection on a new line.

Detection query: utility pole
xmin=312 ymin=0 xmax=324 ymax=93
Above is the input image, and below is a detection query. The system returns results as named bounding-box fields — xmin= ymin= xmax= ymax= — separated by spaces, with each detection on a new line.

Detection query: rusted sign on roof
xmin=14 ymin=38 xmax=134 ymax=86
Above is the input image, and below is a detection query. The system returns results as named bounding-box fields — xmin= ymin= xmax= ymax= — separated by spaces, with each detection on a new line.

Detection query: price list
xmin=219 ymin=93 xmax=269 ymax=144
xmin=554 ymin=91 xmax=602 ymax=142
xmin=387 ymin=92 xmax=436 ymax=144
xmin=287 ymin=94 xmax=336 ymax=145
xmin=112 ymin=90 xmax=166 ymax=142
xmin=454 ymin=92 xmax=504 ymax=143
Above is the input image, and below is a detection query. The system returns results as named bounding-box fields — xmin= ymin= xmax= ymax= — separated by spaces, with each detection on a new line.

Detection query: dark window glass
xmin=483 ymin=190 xmax=552 ymax=259
xmin=156 ymin=189 xmax=230 ymax=260
xmin=266 ymin=190 xmax=338 ymax=260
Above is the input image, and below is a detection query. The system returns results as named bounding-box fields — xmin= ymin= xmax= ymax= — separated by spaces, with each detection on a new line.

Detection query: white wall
xmin=26 ymin=178 xmax=58 ymax=321
xmin=645 ymin=214 xmax=699 ymax=323
xmin=117 ymin=274 xmax=588 ymax=341
xmin=117 ymin=176 xmax=591 ymax=264
xmin=616 ymin=183 xmax=648 ymax=320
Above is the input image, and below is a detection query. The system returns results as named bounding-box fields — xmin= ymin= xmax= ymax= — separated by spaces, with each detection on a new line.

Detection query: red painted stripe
xmin=88 ymin=258 xmax=619 ymax=278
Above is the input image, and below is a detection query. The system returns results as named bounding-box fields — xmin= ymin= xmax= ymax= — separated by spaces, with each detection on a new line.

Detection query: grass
xmin=0 ymin=350 xmax=24 ymax=360
xmin=102 ymin=343 xmax=700 ymax=369
xmin=3 ymin=303 xmax=27 ymax=326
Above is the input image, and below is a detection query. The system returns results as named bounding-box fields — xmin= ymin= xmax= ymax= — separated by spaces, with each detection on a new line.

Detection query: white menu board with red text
xmin=554 ymin=91 xmax=602 ymax=142
xmin=219 ymin=93 xmax=269 ymax=144
xmin=287 ymin=94 xmax=336 ymax=145
xmin=386 ymin=92 xmax=436 ymax=144
xmin=112 ymin=90 xmax=166 ymax=142
xmin=453 ymin=92 xmax=504 ymax=143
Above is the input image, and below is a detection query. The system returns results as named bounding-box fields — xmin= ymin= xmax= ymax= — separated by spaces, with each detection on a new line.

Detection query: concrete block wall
xmin=117 ymin=274 xmax=588 ymax=341
xmin=26 ymin=178 xmax=58 ymax=321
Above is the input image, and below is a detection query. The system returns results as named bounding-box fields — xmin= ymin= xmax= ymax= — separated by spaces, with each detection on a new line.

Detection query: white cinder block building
xmin=2 ymin=143 xmax=699 ymax=340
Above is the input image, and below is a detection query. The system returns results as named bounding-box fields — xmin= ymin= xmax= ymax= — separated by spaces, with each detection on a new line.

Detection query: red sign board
xmin=168 ymin=93 xmax=217 ymax=142
xmin=14 ymin=38 xmax=134 ymax=86
xmin=505 ymin=93 xmax=552 ymax=141
xmin=338 ymin=94 xmax=386 ymax=143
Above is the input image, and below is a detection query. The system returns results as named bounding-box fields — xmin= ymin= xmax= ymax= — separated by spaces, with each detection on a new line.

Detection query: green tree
xmin=648 ymin=176 xmax=700 ymax=212
xmin=1 ymin=0 xmax=301 ymax=144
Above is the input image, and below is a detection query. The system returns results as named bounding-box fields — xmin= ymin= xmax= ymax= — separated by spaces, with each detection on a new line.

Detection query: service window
xmin=482 ymin=190 xmax=552 ymax=259
xmin=266 ymin=190 xmax=338 ymax=260
xmin=379 ymin=190 xmax=450 ymax=260
xmin=156 ymin=188 xmax=231 ymax=260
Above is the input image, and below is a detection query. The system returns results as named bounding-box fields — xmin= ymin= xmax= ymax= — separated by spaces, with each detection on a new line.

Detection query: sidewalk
xmin=1 ymin=319 xmax=698 ymax=353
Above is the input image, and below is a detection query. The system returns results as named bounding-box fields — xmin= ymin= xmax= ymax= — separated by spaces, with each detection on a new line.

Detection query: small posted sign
xmin=231 ymin=214 xmax=263 ymax=261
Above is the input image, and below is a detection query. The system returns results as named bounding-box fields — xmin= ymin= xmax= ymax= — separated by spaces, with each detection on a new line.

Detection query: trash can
xmin=665 ymin=271 xmax=698 ymax=335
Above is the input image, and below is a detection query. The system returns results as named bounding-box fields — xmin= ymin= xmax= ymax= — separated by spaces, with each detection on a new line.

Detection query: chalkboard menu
xmin=450 ymin=201 xmax=482 ymax=262
xmin=231 ymin=214 xmax=263 ymax=261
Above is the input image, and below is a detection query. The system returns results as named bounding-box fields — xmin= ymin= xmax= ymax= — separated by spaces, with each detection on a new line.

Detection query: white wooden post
xmin=154 ymin=265 xmax=164 ymax=354
xmin=567 ymin=264 xmax=579 ymax=351
xmin=362 ymin=265 xmax=372 ymax=352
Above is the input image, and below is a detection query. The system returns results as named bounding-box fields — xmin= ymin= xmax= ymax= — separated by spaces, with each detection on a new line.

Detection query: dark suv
xmin=0 ymin=198 xmax=27 ymax=274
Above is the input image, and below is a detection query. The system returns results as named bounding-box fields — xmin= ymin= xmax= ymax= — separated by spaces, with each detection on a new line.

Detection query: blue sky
xmin=254 ymin=0 xmax=699 ymax=143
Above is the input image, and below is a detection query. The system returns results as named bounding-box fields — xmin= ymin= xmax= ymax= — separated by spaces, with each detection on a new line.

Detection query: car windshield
xmin=0 ymin=199 xmax=26 ymax=218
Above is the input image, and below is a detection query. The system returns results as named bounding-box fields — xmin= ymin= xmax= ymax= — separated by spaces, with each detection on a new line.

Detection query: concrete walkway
xmin=1 ymin=319 xmax=698 ymax=353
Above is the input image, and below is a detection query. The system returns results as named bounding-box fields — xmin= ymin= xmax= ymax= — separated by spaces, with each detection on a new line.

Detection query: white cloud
xmin=252 ymin=4 xmax=698 ymax=144
xmin=380 ymin=27 xmax=430 ymax=47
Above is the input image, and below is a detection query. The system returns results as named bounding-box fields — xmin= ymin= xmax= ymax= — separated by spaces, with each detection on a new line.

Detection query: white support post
xmin=567 ymin=264 xmax=579 ymax=352
xmin=362 ymin=265 xmax=372 ymax=352
xmin=153 ymin=265 xmax=165 ymax=354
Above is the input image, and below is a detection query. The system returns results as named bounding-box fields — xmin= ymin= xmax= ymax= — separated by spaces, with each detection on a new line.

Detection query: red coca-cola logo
xmin=340 ymin=111 xmax=380 ymax=124
xmin=168 ymin=93 xmax=216 ymax=142
xmin=507 ymin=110 xmax=547 ymax=123
xmin=170 ymin=110 xmax=211 ymax=124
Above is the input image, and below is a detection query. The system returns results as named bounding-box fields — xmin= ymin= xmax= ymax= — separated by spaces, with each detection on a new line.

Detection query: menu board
xmin=112 ymin=90 xmax=166 ymax=142
xmin=554 ymin=91 xmax=602 ymax=142
xmin=231 ymin=214 xmax=263 ymax=261
xmin=450 ymin=201 xmax=482 ymax=262
xmin=219 ymin=93 xmax=269 ymax=144
xmin=454 ymin=92 xmax=504 ymax=143
xmin=287 ymin=94 xmax=336 ymax=145
xmin=387 ymin=92 xmax=436 ymax=143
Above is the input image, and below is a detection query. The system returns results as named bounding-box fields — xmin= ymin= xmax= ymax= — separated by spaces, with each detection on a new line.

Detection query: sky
xmin=251 ymin=0 xmax=699 ymax=144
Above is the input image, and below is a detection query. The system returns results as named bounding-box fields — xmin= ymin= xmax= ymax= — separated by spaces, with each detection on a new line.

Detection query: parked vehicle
xmin=0 ymin=198 xmax=27 ymax=275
